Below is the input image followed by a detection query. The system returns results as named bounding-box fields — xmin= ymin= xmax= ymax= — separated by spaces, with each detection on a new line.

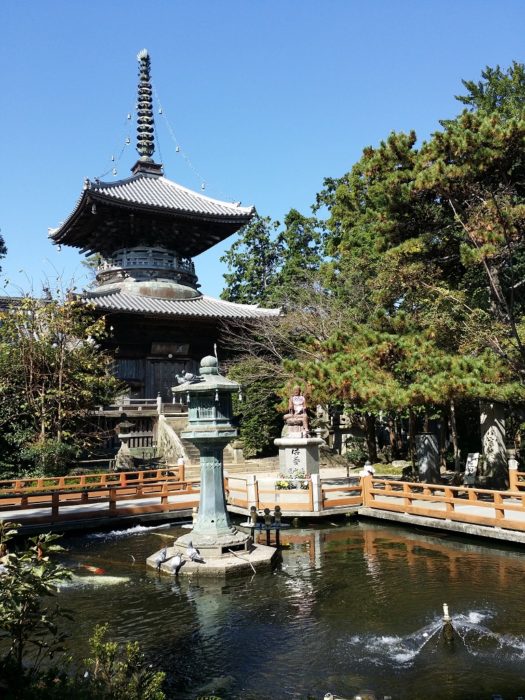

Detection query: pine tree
xmin=220 ymin=215 xmax=281 ymax=305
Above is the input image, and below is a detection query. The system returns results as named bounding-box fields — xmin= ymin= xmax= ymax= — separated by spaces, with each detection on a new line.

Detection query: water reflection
xmin=55 ymin=521 xmax=525 ymax=699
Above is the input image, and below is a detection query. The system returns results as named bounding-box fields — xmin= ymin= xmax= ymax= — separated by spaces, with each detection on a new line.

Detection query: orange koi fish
xmin=80 ymin=564 xmax=106 ymax=575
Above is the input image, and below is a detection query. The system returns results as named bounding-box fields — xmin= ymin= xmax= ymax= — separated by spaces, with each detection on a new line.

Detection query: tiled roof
xmin=85 ymin=291 xmax=280 ymax=319
xmin=88 ymin=174 xmax=254 ymax=220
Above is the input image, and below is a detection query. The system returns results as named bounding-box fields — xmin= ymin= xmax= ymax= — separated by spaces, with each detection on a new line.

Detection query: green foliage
xmin=0 ymin=525 xmax=72 ymax=688
xmin=344 ymin=436 xmax=368 ymax=467
xmin=0 ymin=524 xmax=165 ymax=700
xmin=223 ymin=61 xmax=525 ymax=456
xmin=310 ymin=61 xmax=525 ymax=416
xmin=286 ymin=319 xmax=520 ymax=417
xmin=454 ymin=61 xmax=525 ymax=119
xmin=220 ymin=210 xmax=324 ymax=307
xmin=83 ymin=623 xmax=165 ymax=700
xmin=229 ymin=359 xmax=282 ymax=457
xmin=19 ymin=440 xmax=79 ymax=477
xmin=220 ymin=215 xmax=281 ymax=305
xmin=0 ymin=295 xmax=124 ymax=477
xmin=0 ymin=232 xmax=6 ymax=273
xmin=270 ymin=209 xmax=323 ymax=307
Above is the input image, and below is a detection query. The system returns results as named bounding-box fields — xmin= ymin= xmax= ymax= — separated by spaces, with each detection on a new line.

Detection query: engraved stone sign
xmin=463 ymin=452 xmax=479 ymax=486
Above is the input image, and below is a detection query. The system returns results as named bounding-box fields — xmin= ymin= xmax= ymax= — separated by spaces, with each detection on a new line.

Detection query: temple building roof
xmin=84 ymin=175 xmax=253 ymax=219
xmin=84 ymin=289 xmax=279 ymax=319
xmin=49 ymin=173 xmax=254 ymax=258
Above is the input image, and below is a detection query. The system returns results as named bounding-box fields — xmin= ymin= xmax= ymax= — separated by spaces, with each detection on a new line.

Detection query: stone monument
xmin=415 ymin=432 xmax=440 ymax=484
xmin=480 ymin=401 xmax=508 ymax=488
xmin=274 ymin=386 xmax=323 ymax=477
xmin=114 ymin=416 xmax=136 ymax=471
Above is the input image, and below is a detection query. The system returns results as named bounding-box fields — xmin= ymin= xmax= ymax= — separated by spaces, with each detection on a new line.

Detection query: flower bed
xmin=275 ymin=470 xmax=310 ymax=490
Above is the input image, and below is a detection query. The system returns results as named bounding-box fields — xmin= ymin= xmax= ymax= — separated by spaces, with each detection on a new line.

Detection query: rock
xmin=391 ymin=460 xmax=411 ymax=468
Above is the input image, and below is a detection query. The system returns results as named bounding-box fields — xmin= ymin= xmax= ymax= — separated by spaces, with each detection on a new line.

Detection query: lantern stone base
xmin=146 ymin=541 xmax=276 ymax=578
xmin=174 ymin=527 xmax=250 ymax=558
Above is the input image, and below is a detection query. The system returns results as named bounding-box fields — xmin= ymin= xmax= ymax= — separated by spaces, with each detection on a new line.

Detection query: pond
xmin=56 ymin=520 xmax=525 ymax=700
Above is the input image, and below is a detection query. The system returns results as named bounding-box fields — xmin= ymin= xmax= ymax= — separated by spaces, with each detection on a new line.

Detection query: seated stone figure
xmin=284 ymin=386 xmax=309 ymax=436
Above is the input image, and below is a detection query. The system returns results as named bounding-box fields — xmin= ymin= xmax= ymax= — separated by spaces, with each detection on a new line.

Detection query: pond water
xmin=56 ymin=520 xmax=525 ymax=700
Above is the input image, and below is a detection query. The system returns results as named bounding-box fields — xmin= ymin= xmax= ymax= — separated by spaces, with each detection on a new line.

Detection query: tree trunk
xmin=365 ymin=413 xmax=378 ymax=462
xmin=40 ymin=387 xmax=46 ymax=441
xmin=388 ymin=417 xmax=397 ymax=458
xmin=439 ymin=407 xmax=447 ymax=468
xmin=449 ymin=399 xmax=461 ymax=473
xmin=408 ymin=408 xmax=416 ymax=467
xmin=395 ymin=415 xmax=403 ymax=456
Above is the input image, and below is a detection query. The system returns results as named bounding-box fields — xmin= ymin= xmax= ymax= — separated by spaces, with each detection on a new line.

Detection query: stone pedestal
xmin=415 ymin=433 xmax=440 ymax=484
xmin=282 ymin=415 xmax=307 ymax=438
xmin=114 ymin=440 xmax=134 ymax=471
xmin=274 ymin=436 xmax=323 ymax=476
xmin=146 ymin=541 xmax=276 ymax=578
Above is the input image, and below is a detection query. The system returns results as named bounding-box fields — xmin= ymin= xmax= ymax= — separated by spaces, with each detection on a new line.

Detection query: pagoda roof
xmin=89 ymin=173 xmax=253 ymax=219
xmin=49 ymin=173 xmax=255 ymax=258
xmin=84 ymin=289 xmax=280 ymax=320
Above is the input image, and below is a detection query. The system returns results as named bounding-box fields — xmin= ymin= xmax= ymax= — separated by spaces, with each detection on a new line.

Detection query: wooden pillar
xmin=109 ymin=488 xmax=117 ymax=515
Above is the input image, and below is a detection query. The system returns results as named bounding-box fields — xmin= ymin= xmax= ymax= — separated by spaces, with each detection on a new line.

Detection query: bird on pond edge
xmin=170 ymin=552 xmax=185 ymax=575
xmin=155 ymin=546 xmax=168 ymax=571
xmin=187 ymin=541 xmax=205 ymax=564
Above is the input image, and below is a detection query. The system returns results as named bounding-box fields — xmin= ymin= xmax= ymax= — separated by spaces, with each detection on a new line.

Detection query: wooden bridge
xmin=0 ymin=467 xmax=198 ymax=533
xmin=2 ymin=467 xmax=525 ymax=543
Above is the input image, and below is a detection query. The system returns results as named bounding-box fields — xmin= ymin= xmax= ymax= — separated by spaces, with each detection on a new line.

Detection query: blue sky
xmin=1 ymin=0 xmax=525 ymax=299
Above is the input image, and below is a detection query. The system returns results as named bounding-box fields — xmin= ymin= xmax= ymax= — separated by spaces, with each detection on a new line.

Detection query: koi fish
xmin=80 ymin=564 xmax=105 ymax=575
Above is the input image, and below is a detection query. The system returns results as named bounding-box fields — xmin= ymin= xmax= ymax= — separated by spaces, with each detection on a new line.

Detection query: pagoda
xmin=50 ymin=50 xmax=277 ymax=401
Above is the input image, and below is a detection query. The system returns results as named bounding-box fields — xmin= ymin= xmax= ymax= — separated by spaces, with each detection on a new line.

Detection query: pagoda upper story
xmin=50 ymin=49 xmax=254 ymax=301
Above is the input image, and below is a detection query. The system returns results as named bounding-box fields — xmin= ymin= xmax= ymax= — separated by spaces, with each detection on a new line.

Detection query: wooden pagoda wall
xmin=103 ymin=312 xmax=229 ymax=400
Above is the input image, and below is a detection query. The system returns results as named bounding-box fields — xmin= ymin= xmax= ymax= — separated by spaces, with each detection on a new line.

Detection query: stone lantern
xmin=115 ymin=415 xmax=135 ymax=471
xmin=172 ymin=355 xmax=247 ymax=555
xmin=147 ymin=355 xmax=276 ymax=576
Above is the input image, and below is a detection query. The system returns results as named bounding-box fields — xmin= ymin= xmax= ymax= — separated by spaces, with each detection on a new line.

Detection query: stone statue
xmin=284 ymin=385 xmax=309 ymax=436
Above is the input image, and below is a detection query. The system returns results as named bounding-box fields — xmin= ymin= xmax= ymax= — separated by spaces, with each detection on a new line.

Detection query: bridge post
xmin=509 ymin=453 xmax=519 ymax=491
xmin=161 ymin=482 xmax=168 ymax=508
xmin=361 ymin=474 xmax=372 ymax=506
xmin=246 ymin=475 xmax=258 ymax=510
xmin=51 ymin=492 xmax=59 ymax=519
xmin=109 ymin=487 xmax=117 ymax=515
xmin=311 ymin=473 xmax=322 ymax=512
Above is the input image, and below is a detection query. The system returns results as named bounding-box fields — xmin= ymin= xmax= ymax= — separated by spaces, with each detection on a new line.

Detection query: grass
xmin=373 ymin=463 xmax=410 ymax=477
